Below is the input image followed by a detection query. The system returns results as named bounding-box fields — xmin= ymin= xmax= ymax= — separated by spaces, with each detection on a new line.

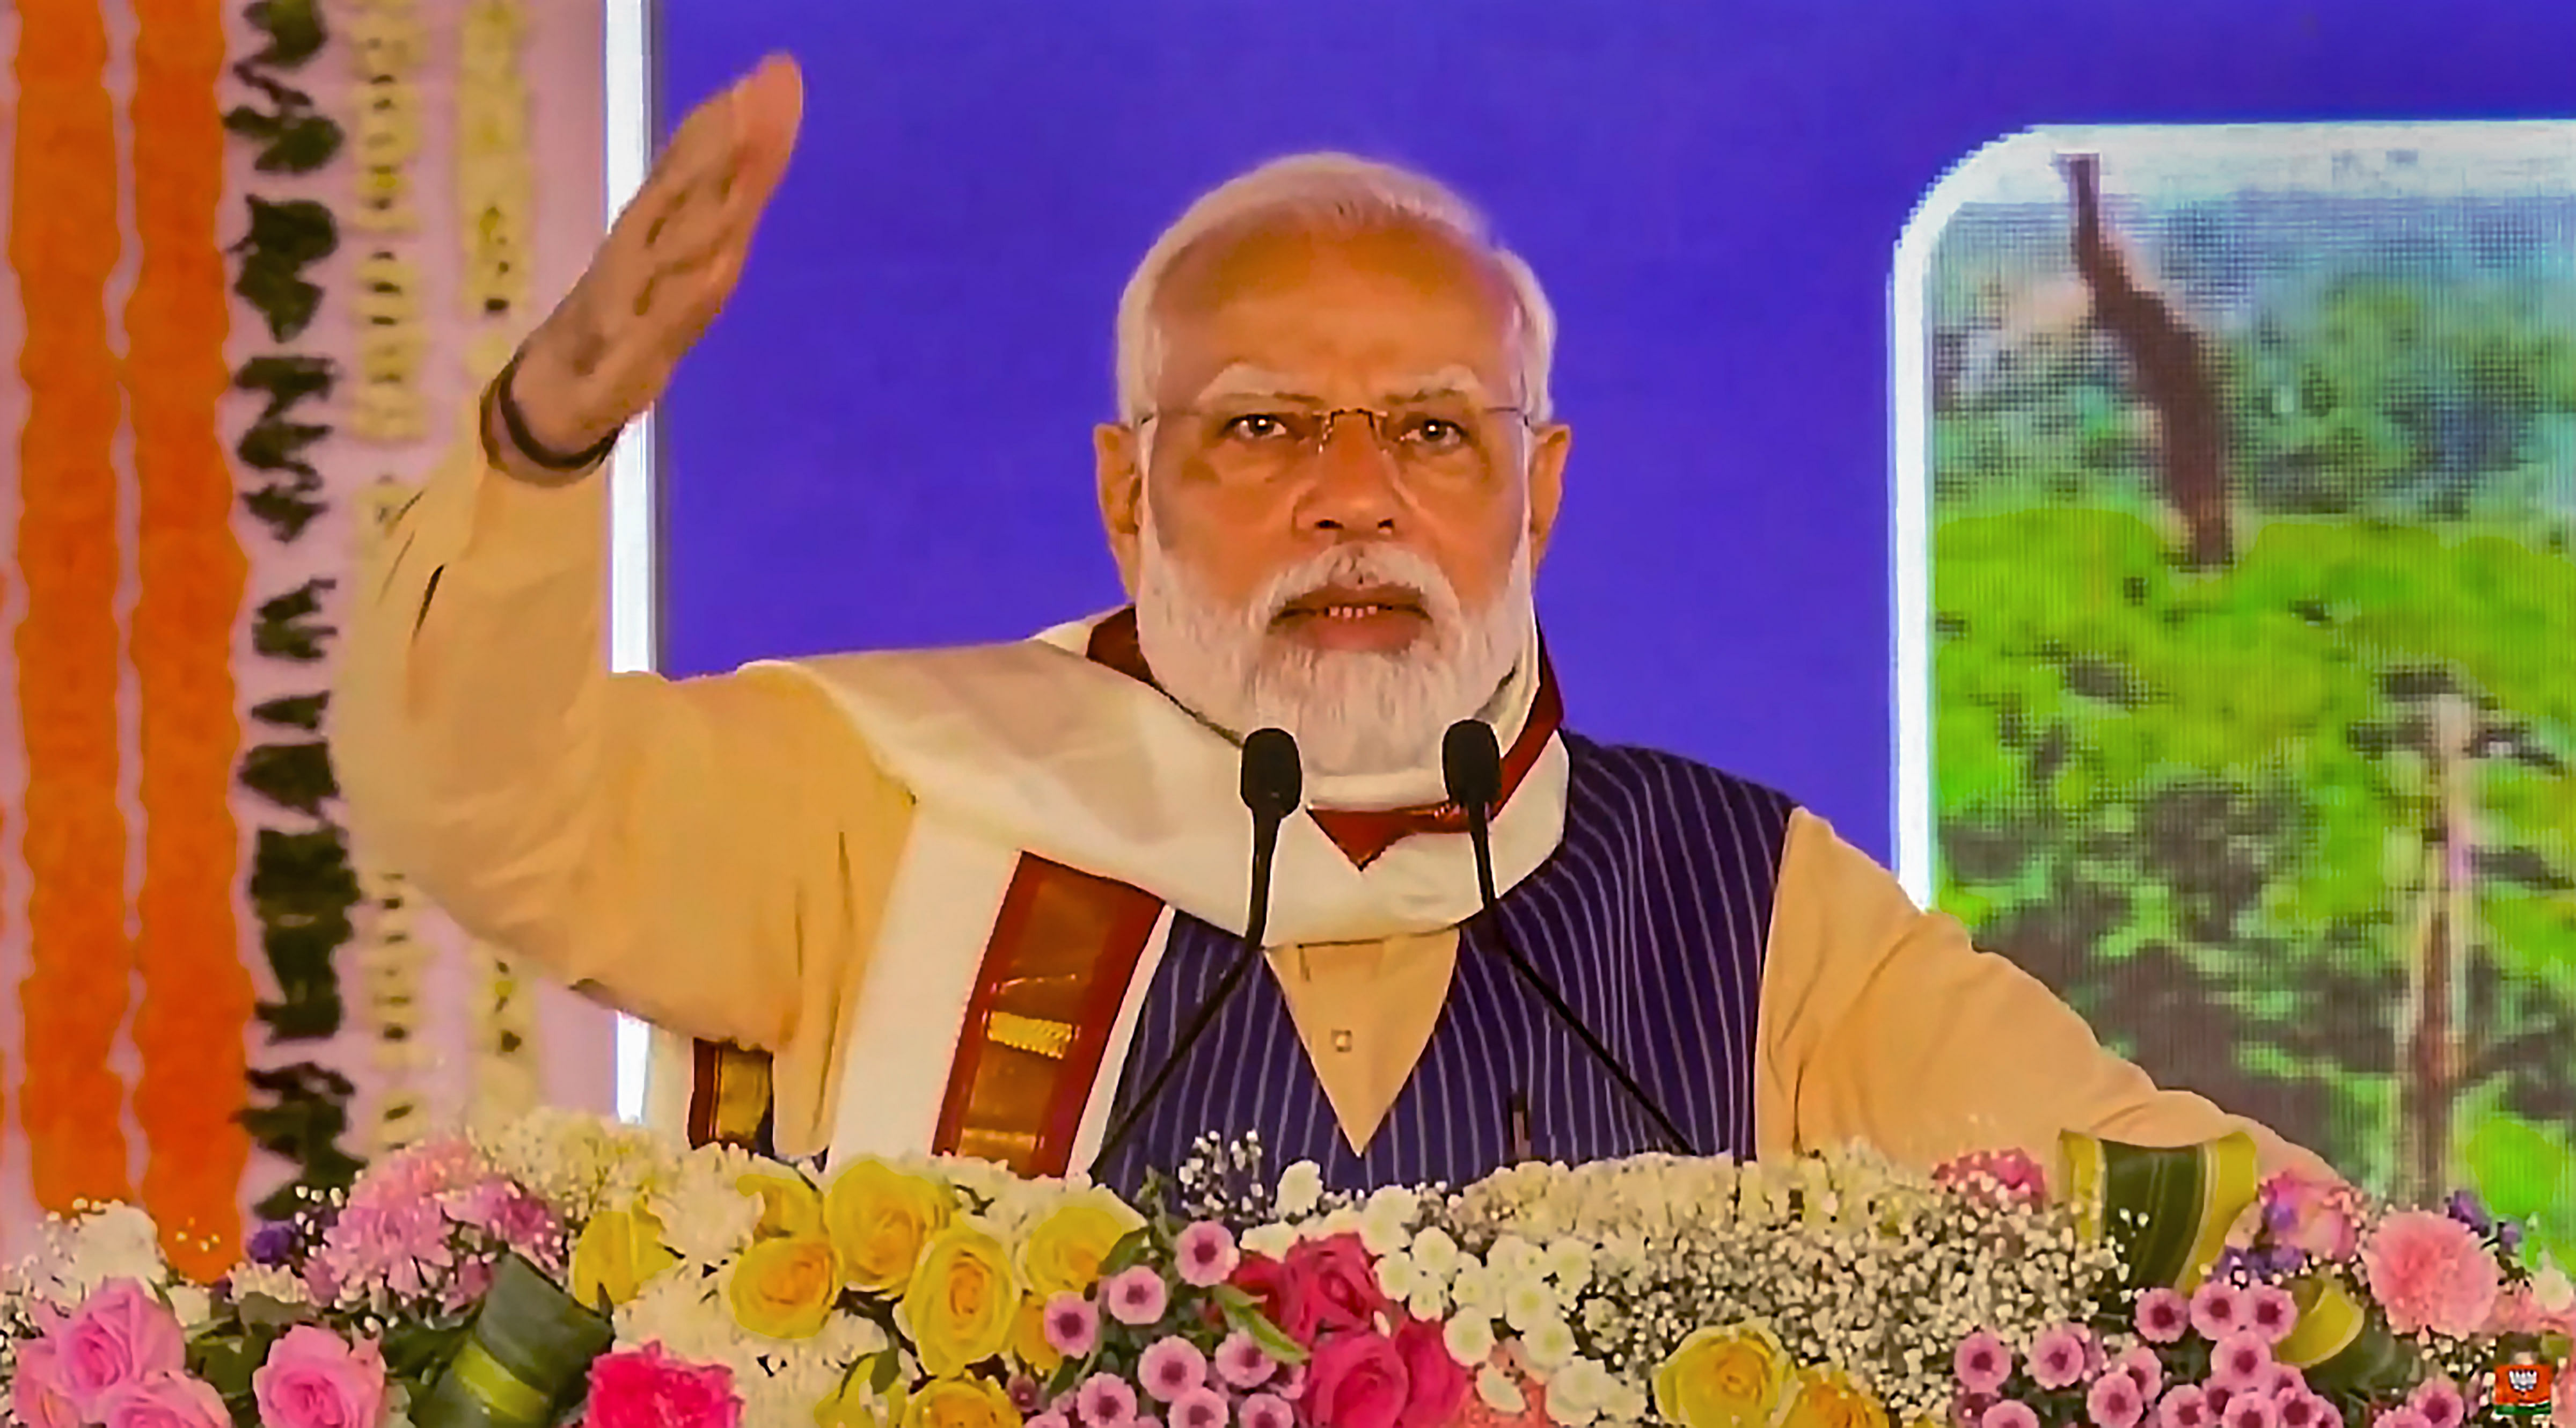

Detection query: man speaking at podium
xmin=335 ymin=57 xmax=2319 ymax=1191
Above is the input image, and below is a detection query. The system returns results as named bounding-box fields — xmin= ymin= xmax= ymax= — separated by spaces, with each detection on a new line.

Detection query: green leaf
xmin=1213 ymin=1287 xmax=1308 ymax=1366
xmin=1099 ymin=1226 xmax=1154 ymax=1280
xmin=869 ymin=1350 xmax=903 ymax=1396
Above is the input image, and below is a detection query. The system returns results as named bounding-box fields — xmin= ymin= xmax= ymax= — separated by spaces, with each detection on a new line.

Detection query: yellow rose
xmin=1780 ymin=1368 xmax=1891 ymax=1428
xmin=1009 ymin=1295 xmax=1063 ymax=1375
xmin=904 ymin=1224 xmax=1021 ymax=1378
xmin=729 ymin=1234 xmax=843 ymax=1340
xmin=1653 ymin=1324 xmax=1791 ymax=1428
xmin=1015 ymin=1190 xmax=1143 ymax=1301
xmin=569 ymin=1206 xmax=680 ymax=1310
xmin=902 ymin=1377 xmax=1022 ymax=1428
xmin=828 ymin=1159 xmax=957 ymax=1294
xmin=743 ymin=1168 xmax=828 ymax=1241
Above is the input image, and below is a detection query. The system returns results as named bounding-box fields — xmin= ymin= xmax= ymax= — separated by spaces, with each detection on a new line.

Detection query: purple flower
xmin=2248 ymin=1286 xmax=2299 ymax=1344
xmin=2410 ymin=1379 xmax=2466 ymax=1428
xmin=2029 ymin=1325 xmax=2090 ymax=1391
xmin=1078 ymin=1374 xmax=1139 ymax=1428
xmin=2160 ymin=1386 xmax=2215 ymax=1428
xmin=1045 ymin=1293 xmax=1102 ymax=1359
xmin=1139 ymin=1338 xmax=1209 ymax=1404
xmin=2445 ymin=1192 xmax=2492 ymax=1234
xmin=1170 ymin=1387 xmax=1228 ymax=1428
xmin=1105 ymin=1267 xmax=1171 ymax=1328
xmin=1956 ymin=1332 xmax=2013 ymax=1395
xmin=1984 ymin=1402 xmax=2043 ymax=1428
xmin=1214 ymin=1331 xmax=1277 ymax=1390
xmin=1240 ymin=1394 xmax=1294 ymax=1428
xmin=2137 ymin=1288 xmax=2191 ymax=1344
xmin=245 ymin=1223 xmax=299 ymax=1267
xmin=2209 ymin=1331 xmax=2273 ymax=1391
xmin=1173 ymin=1223 xmax=1239 ymax=1289
xmin=2090 ymin=1373 xmax=2148 ymax=1428
xmin=2193 ymin=1282 xmax=2249 ymax=1340
xmin=2224 ymin=1394 xmax=2280 ymax=1428
xmin=2116 ymin=1346 xmax=2165 ymax=1401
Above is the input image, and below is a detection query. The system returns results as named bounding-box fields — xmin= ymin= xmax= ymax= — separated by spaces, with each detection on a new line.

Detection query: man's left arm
xmin=1752 ymin=808 xmax=2336 ymax=1180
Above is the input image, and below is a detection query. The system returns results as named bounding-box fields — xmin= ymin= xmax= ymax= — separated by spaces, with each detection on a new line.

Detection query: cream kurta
xmin=332 ymin=441 xmax=2330 ymax=1178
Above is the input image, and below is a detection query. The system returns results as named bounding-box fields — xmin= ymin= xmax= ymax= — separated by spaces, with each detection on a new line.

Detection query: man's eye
xmin=1400 ymin=417 xmax=1468 ymax=448
xmin=1220 ymin=414 xmax=1296 ymax=441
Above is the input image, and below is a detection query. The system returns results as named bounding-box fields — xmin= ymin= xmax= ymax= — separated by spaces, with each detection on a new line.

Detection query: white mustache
xmin=1248 ymin=545 xmax=1464 ymax=633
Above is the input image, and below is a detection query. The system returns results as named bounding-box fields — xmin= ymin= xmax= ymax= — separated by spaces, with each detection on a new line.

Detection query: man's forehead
xmin=1186 ymin=362 xmax=1496 ymax=405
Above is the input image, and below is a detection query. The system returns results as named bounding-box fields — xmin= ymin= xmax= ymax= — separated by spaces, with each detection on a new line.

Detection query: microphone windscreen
xmin=1441 ymin=719 xmax=1504 ymax=811
xmin=1240 ymin=727 xmax=1302 ymax=820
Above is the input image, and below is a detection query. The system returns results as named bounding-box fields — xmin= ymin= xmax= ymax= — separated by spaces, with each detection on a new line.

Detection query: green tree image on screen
xmin=1919 ymin=130 xmax=2576 ymax=1264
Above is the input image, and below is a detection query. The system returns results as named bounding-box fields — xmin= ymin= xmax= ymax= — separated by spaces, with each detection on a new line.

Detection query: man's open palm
xmin=509 ymin=54 xmax=804 ymax=458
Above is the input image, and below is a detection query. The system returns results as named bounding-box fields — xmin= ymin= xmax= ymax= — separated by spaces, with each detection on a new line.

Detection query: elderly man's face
xmin=1096 ymin=222 xmax=1570 ymax=776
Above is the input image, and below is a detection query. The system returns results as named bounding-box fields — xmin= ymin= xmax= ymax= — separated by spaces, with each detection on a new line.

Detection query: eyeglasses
xmin=1137 ymin=399 xmax=1535 ymax=486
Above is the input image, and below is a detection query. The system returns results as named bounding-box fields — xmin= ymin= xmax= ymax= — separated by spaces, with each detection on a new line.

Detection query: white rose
xmin=1502 ymin=1278 xmax=1558 ymax=1332
xmin=1541 ymin=1239 xmax=1593 ymax=1294
xmin=1275 ymin=1162 xmax=1324 ymax=1218
xmin=1444 ymin=1310 xmax=1498 ymax=1367
xmin=1242 ymin=1223 xmax=1299 ymax=1261
xmin=1488 ymin=1234 xmax=1540 ymax=1277
xmin=1548 ymin=1359 xmax=1618 ymax=1427
xmin=1410 ymin=1227 xmax=1462 ymax=1277
xmin=1519 ymin=1314 xmax=1577 ymax=1371
xmin=1375 ymin=1253 xmax=1424 ymax=1302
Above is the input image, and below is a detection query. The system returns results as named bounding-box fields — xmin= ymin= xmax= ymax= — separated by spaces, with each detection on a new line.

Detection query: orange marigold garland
xmin=11 ymin=0 xmax=136 ymax=1215
xmin=127 ymin=0 xmax=257 ymax=1281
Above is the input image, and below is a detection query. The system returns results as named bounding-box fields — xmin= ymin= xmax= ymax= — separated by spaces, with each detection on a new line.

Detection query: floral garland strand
xmin=11 ymin=0 xmax=137 ymax=1216
xmin=457 ymin=0 xmax=547 ymax=1120
xmin=127 ymin=0 xmax=260 ymax=1285
xmin=339 ymin=0 xmax=437 ymax=1161
xmin=222 ymin=0 xmax=368 ymax=1229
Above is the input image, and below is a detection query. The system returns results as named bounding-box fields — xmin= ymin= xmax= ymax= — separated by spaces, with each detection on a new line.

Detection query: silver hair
xmin=1114 ymin=152 xmax=1557 ymax=427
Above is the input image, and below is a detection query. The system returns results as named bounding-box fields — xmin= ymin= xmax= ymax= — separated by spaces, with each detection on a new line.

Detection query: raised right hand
xmin=497 ymin=54 xmax=804 ymax=467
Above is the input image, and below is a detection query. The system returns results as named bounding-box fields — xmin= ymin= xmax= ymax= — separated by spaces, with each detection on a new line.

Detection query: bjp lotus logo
xmin=2491 ymin=1360 xmax=2555 ymax=1417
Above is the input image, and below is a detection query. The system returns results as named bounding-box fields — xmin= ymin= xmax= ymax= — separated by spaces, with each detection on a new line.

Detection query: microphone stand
xmin=1446 ymin=722 xmax=1698 ymax=1159
xmin=1089 ymin=729 xmax=1301 ymax=1177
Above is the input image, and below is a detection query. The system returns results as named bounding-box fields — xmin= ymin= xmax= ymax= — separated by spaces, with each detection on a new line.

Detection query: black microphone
xmin=1441 ymin=719 xmax=1698 ymax=1158
xmin=1091 ymin=728 xmax=1302 ymax=1174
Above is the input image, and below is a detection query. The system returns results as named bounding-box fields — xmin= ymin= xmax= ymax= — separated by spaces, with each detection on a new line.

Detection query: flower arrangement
xmin=1 ymin=1113 xmax=2565 ymax=1428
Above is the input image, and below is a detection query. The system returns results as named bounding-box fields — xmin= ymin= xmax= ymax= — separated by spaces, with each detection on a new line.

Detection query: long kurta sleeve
xmin=330 ymin=430 xmax=912 ymax=1074
xmin=1755 ymin=809 xmax=2334 ymax=1179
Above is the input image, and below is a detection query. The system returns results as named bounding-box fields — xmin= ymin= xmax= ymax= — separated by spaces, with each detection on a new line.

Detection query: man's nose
xmin=1301 ymin=413 xmax=1403 ymax=534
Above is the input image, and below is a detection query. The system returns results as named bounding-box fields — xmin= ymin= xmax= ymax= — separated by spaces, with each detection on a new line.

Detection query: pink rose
xmin=1284 ymin=1234 xmax=1395 ymax=1340
xmin=2260 ymin=1170 xmax=2359 ymax=1262
xmin=99 ymin=1373 xmax=230 ymax=1428
xmin=1231 ymin=1255 xmax=1316 ymax=1345
xmin=251 ymin=1325 xmax=390 ymax=1428
xmin=60 ymin=1279 xmax=188 ymax=1416
xmin=10 ymin=1337 xmax=83 ymax=1428
xmin=1306 ymin=1331 xmax=1411 ymax=1428
xmin=587 ymin=1344 xmax=744 ymax=1428
xmin=2361 ymin=1212 xmax=2501 ymax=1337
xmin=1393 ymin=1316 xmax=1468 ymax=1428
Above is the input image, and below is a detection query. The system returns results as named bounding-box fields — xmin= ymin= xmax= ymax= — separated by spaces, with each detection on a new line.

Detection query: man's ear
xmin=1526 ymin=422 xmax=1570 ymax=566
xmin=1096 ymin=422 xmax=1146 ymax=594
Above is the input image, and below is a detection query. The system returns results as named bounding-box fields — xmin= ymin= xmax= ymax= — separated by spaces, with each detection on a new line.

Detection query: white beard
xmin=1135 ymin=521 xmax=1531 ymax=781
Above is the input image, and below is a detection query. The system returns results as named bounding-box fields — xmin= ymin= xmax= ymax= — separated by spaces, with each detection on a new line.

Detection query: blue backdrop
xmin=653 ymin=0 xmax=2576 ymax=859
